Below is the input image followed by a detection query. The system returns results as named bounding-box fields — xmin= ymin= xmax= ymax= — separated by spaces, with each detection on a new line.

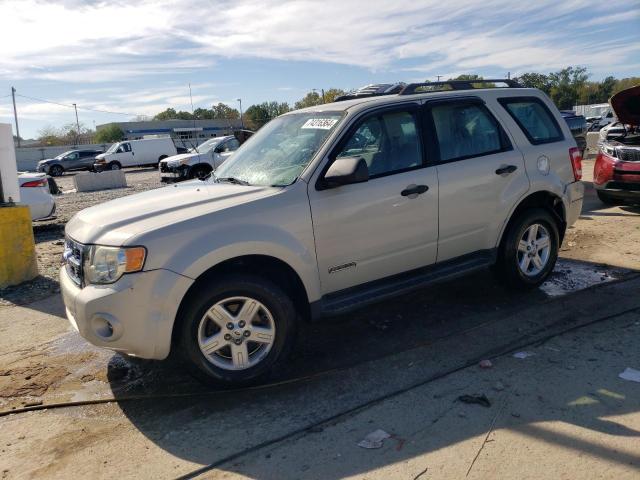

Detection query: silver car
xmin=60 ymin=80 xmax=584 ymax=386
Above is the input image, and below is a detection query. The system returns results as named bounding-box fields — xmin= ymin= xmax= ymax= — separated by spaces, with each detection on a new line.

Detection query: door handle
xmin=495 ymin=165 xmax=517 ymax=175
xmin=401 ymin=184 xmax=429 ymax=196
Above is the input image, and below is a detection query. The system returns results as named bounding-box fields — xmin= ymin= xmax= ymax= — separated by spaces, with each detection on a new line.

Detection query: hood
xmin=38 ymin=158 xmax=56 ymax=164
xmin=610 ymin=85 xmax=640 ymax=126
xmin=65 ymin=180 xmax=279 ymax=245
xmin=161 ymin=152 xmax=204 ymax=166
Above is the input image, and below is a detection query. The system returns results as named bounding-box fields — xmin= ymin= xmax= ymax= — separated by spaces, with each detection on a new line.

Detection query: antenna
xmin=188 ymin=83 xmax=199 ymax=153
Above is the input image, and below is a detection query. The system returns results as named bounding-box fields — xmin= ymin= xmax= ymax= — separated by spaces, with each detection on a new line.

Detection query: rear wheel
xmin=49 ymin=164 xmax=64 ymax=177
xmin=496 ymin=208 xmax=559 ymax=289
xmin=177 ymin=274 xmax=297 ymax=386
xmin=597 ymin=191 xmax=621 ymax=205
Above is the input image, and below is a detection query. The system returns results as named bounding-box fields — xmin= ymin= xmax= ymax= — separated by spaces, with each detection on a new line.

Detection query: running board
xmin=312 ymin=250 xmax=496 ymax=319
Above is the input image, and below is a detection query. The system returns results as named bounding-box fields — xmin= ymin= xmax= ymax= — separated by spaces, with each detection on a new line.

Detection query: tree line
xmin=35 ymin=67 xmax=638 ymax=145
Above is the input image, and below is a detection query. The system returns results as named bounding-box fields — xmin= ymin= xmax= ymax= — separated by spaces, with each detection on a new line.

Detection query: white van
xmin=94 ymin=137 xmax=177 ymax=171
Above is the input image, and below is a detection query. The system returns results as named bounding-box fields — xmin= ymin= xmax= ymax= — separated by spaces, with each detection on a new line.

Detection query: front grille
xmin=617 ymin=149 xmax=640 ymax=162
xmin=63 ymin=237 xmax=85 ymax=286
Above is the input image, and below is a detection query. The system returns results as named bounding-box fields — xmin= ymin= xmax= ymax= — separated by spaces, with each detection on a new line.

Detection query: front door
xmin=424 ymin=97 xmax=529 ymax=262
xmin=308 ymin=106 xmax=439 ymax=294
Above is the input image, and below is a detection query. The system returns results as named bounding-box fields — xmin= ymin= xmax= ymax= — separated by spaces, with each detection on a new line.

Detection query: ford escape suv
xmin=61 ymin=80 xmax=584 ymax=386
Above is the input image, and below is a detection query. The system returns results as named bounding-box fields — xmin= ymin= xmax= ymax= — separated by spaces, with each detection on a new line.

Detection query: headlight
xmin=83 ymin=245 xmax=146 ymax=284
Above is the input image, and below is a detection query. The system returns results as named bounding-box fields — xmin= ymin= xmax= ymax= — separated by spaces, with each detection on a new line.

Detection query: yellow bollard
xmin=0 ymin=205 xmax=38 ymax=288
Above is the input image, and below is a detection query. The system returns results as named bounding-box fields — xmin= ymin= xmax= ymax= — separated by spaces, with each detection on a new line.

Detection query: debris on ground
xmin=357 ymin=429 xmax=391 ymax=449
xmin=458 ymin=394 xmax=491 ymax=408
xmin=493 ymin=381 xmax=505 ymax=391
xmin=618 ymin=367 xmax=640 ymax=383
xmin=513 ymin=351 xmax=535 ymax=359
xmin=478 ymin=359 xmax=493 ymax=369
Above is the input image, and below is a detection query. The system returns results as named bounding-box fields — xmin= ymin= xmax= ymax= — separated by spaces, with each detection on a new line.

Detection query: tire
xmin=496 ymin=208 xmax=559 ymax=289
xmin=597 ymin=191 xmax=620 ymax=205
xmin=108 ymin=161 xmax=121 ymax=171
xmin=190 ymin=165 xmax=211 ymax=180
xmin=177 ymin=274 xmax=297 ymax=386
xmin=49 ymin=164 xmax=64 ymax=177
xmin=156 ymin=155 xmax=168 ymax=169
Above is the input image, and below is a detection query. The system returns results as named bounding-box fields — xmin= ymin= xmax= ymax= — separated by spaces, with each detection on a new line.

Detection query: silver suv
xmin=60 ymin=80 xmax=584 ymax=385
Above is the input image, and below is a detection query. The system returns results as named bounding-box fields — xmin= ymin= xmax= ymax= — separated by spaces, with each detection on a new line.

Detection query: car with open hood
xmin=60 ymin=79 xmax=583 ymax=386
xmin=593 ymin=85 xmax=640 ymax=204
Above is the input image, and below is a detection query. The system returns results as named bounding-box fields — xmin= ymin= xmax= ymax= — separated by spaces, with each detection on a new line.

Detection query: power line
xmin=14 ymin=92 xmax=142 ymax=117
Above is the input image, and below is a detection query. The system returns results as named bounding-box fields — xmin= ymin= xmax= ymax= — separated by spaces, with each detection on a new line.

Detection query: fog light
xmin=91 ymin=313 xmax=122 ymax=341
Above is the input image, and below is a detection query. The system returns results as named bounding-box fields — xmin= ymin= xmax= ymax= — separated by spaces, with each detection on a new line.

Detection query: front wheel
xmin=49 ymin=165 xmax=64 ymax=177
xmin=496 ymin=208 xmax=559 ymax=289
xmin=177 ymin=274 xmax=297 ymax=386
xmin=108 ymin=161 xmax=121 ymax=171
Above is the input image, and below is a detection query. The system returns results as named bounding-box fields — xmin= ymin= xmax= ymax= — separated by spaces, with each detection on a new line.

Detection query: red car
xmin=593 ymin=85 xmax=640 ymax=204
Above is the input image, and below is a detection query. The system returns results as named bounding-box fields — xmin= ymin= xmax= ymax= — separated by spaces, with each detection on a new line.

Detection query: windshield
xmin=54 ymin=150 xmax=74 ymax=159
xmin=213 ymin=112 xmax=343 ymax=186
xmin=106 ymin=142 xmax=121 ymax=154
xmin=189 ymin=137 xmax=223 ymax=153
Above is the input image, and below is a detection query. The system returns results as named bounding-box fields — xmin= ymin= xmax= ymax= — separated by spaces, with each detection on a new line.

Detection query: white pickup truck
xmin=159 ymin=135 xmax=240 ymax=181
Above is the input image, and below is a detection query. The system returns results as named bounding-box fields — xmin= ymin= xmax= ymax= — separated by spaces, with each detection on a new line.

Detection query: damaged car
xmin=159 ymin=135 xmax=240 ymax=182
xmin=594 ymin=85 xmax=640 ymax=204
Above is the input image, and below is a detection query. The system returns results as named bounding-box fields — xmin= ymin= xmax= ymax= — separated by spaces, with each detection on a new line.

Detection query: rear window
xmin=499 ymin=97 xmax=564 ymax=145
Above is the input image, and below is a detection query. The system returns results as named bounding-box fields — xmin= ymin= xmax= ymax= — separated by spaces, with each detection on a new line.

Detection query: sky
xmin=0 ymin=0 xmax=638 ymax=139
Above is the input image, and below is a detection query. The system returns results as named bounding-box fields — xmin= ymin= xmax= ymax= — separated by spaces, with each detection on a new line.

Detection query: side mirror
xmin=319 ymin=156 xmax=369 ymax=190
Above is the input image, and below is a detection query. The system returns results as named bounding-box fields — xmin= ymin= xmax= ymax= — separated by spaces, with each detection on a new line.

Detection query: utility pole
xmin=72 ymin=103 xmax=80 ymax=145
xmin=436 ymin=75 xmax=443 ymax=82
xmin=11 ymin=87 xmax=20 ymax=147
xmin=237 ymin=99 xmax=244 ymax=130
xmin=321 ymin=89 xmax=326 ymax=103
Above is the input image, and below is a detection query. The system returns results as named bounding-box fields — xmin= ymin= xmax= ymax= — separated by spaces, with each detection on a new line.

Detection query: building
xmin=96 ymin=119 xmax=243 ymax=147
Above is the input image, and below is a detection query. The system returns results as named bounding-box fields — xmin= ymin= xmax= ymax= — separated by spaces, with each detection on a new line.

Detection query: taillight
xmin=20 ymin=179 xmax=48 ymax=188
xmin=569 ymin=147 xmax=582 ymax=181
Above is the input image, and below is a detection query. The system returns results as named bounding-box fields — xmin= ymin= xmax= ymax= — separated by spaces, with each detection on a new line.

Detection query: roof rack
xmin=334 ymin=83 xmax=406 ymax=102
xmin=399 ymin=79 xmax=521 ymax=95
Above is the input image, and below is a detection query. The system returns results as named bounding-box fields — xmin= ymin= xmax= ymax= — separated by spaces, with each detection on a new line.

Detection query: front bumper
xmin=37 ymin=164 xmax=49 ymax=173
xmin=565 ymin=181 xmax=584 ymax=227
xmin=60 ymin=266 xmax=193 ymax=359
xmin=160 ymin=164 xmax=190 ymax=182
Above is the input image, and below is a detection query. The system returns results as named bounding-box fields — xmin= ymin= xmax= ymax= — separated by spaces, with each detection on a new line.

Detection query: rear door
xmin=424 ymin=97 xmax=529 ymax=262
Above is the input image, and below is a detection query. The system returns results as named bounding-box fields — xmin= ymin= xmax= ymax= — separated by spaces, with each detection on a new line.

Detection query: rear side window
xmin=429 ymin=101 xmax=510 ymax=162
xmin=499 ymin=97 xmax=564 ymax=144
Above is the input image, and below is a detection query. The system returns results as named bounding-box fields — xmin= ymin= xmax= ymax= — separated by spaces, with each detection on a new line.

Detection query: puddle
xmin=541 ymin=259 xmax=623 ymax=297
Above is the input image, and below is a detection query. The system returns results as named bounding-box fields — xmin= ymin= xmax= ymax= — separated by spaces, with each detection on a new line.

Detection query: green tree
xmin=611 ymin=77 xmax=640 ymax=95
xmin=547 ymin=66 xmax=589 ymax=109
xmin=153 ymin=108 xmax=193 ymax=120
xmin=294 ymin=91 xmax=322 ymax=109
xmin=211 ymin=102 xmax=240 ymax=120
xmin=95 ymin=124 xmax=125 ymax=143
xmin=37 ymin=126 xmax=66 ymax=146
xmin=516 ymin=72 xmax=551 ymax=94
xmin=243 ymin=101 xmax=290 ymax=130
xmin=323 ymin=88 xmax=347 ymax=103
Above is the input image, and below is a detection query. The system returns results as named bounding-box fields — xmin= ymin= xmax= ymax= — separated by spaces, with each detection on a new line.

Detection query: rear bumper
xmin=565 ymin=181 xmax=584 ymax=227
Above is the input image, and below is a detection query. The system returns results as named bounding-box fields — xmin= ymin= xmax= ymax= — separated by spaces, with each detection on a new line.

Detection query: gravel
xmin=0 ymin=168 xmax=164 ymax=307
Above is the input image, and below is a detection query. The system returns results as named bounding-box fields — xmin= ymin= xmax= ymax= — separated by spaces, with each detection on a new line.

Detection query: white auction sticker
xmin=301 ymin=118 xmax=338 ymax=130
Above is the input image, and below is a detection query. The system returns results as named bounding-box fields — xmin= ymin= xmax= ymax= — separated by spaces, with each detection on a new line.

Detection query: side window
xmin=336 ymin=110 xmax=422 ymax=177
xmin=223 ymin=139 xmax=240 ymax=152
xmin=67 ymin=152 xmax=79 ymax=160
xmin=430 ymin=102 xmax=507 ymax=162
xmin=122 ymin=143 xmax=132 ymax=152
xmin=499 ymin=97 xmax=563 ymax=144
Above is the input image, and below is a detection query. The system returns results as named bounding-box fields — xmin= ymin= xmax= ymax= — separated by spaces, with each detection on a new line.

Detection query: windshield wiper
xmin=216 ymin=176 xmax=250 ymax=186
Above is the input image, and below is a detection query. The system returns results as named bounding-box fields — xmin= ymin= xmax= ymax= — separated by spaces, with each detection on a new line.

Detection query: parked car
xmin=93 ymin=137 xmax=177 ymax=171
xmin=593 ymin=85 xmax=640 ymax=204
xmin=36 ymin=149 xmax=103 ymax=177
xmin=18 ymin=172 xmax=56 ymax=220
xmin=560 ymin=111 xmax=587 ymax=157
xmin=159 ymin=135 xmax=240 ymax=182
xmin=61 ymin=80 xmax=584 ymax=386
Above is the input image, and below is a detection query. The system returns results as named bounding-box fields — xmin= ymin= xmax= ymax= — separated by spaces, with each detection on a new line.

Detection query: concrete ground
xmin=0 ymin=160 xmax=639 ymax=479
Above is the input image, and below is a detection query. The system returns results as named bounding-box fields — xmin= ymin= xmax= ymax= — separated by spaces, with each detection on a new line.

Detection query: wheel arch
xmin=171 ymin=254 xmax=311 ymax=348
xmin=497 ymin=190 xmax=567 ymax=252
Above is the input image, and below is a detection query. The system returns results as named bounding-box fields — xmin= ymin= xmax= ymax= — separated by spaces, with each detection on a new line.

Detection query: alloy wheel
xmin=516 ymin=223 xmax=551 ymax=277
xmin=197 ymin=296 xmax=276 ymax=371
